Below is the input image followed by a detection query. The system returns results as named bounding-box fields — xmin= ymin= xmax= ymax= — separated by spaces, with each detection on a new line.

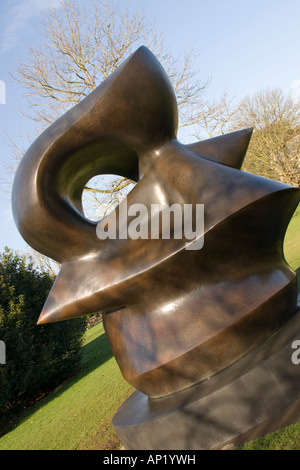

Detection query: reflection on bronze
xmin=12 ymin=47 xmax=300 ymax=399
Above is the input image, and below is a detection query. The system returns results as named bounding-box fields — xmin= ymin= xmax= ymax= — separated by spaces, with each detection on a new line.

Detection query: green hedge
xmin=0 ymin=248 xmax=86 ymax=416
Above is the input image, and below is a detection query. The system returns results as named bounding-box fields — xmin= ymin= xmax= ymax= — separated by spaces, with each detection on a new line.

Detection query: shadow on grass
xmin=80 ymin=329 xmax=114 ymax=372
xmin=0 ymin=327 xmax=113 ymax=438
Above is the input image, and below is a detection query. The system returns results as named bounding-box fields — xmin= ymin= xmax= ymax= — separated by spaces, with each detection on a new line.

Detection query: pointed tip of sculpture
xmin=36 ymin=293 xmax=67 ymax=325
xmin=36 ymin=296 xmax=75 ymax=325
xmin=136 ymin=45 xmax=150 ymax=53
xmin=37 ymin=308 xmax=56 ymax=325
xmin=37 ymin=304 xmax=77 ymax=325
xmin=36 ymin=314 xmax=46 ymax=326
xmin=187 ymin=127 xmax=254 ymax=169
xmin=237 ymin=126 xmax=253 ymax=142
xmin=129 ymin=45 xmax=155 ymax=62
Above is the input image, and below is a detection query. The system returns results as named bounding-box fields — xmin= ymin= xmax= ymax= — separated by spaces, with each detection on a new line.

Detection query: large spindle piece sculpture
xmin=12 ymin=47 xmax=300 ymax=449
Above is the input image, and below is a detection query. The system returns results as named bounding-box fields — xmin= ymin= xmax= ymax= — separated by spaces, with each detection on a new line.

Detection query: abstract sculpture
xmin=12 ymin=47 xmax=300 ymax=449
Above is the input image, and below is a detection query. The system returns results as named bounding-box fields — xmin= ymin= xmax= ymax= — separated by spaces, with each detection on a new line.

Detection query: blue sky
xmin=0 ymin=0 xmax=300 ymax=254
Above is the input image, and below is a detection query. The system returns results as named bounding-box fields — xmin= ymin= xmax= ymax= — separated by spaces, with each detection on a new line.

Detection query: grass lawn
xmin=284 ymin=204 xmax=300 ymax=291
xmin=0 ymin=206 xmax=299 ymax=450
xmin=0 ymin=322 xmax=133 ymax=450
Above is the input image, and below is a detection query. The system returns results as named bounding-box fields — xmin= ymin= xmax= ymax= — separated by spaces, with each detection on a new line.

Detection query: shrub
xmin=0 ymin=248 xmax=86 ymax=416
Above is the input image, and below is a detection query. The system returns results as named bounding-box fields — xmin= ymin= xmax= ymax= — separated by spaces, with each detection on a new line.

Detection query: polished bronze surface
xmin=113 ymin=308 xmax=300 ymax=450
xmin=12 ymin=46 xmax=300 ymax=398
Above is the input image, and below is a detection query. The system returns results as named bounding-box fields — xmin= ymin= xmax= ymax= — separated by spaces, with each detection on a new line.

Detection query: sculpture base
xmin=113 ymin=306 xmax=300 ymax=450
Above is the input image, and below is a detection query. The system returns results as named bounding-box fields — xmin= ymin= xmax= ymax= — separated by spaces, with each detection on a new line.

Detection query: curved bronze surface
xmin=12 ymin=46 xmax=300 ymax=398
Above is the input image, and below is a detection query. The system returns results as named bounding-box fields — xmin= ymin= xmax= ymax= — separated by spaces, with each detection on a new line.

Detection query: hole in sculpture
xmin=82 ymin=174 xmax=136 ymax=222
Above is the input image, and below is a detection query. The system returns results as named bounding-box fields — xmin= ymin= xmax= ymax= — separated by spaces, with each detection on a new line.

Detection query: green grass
xmin=284 ymin=204 xmax=300 ymax=291
xmin=237 ymin=421 xmax=300 ymax=450
xmin=0 ymin=322 xmax=133 ymax=450
xmin=0 ymin=207 xmax=298 ymax=450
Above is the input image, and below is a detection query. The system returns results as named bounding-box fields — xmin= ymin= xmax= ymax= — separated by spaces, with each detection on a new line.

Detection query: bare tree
xmin=233 ymin=88 xmax=300 ymax=186
xmin=13 ymin=0 xmax=208 ymax=129
xmin=7 ymin=0 xmax=210 ymax=228
xmin=29 ymin=248 xmax=60 ymax=277
xmin=194 ymin=91 xmax=241 ymax=139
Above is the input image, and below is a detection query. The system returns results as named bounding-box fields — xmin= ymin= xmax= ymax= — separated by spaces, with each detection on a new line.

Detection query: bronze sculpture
xmin=12 ymin=47 xmax=300 ymax=449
